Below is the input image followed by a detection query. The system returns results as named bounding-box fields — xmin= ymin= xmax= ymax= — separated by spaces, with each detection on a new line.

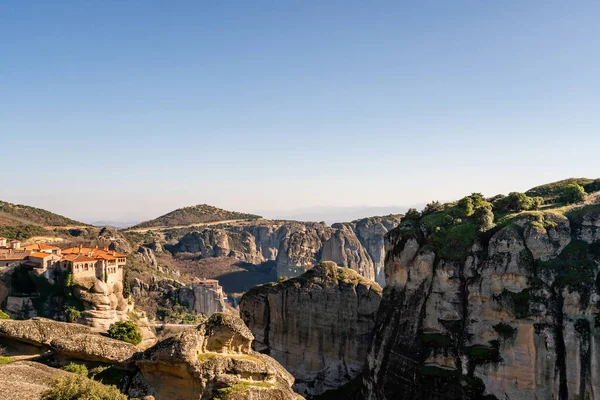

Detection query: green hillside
xmin=130 ymin=204 xmax=261 ymax=229
xmin=390 ymin=177 xmax=600 ymax=263
xmin=0 ymin=200 xmax=87 ymax=240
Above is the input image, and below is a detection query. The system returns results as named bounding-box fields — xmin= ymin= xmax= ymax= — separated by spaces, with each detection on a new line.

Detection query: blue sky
xmin=1 ymin=1 xmax=599 ymax=222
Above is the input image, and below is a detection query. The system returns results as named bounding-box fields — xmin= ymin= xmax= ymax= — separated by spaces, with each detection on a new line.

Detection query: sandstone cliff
xmin=360 ymin=189 xmax=600 ymax=399
xmin=128 ymin=313 xmax=302 ymax=400
xmin=239 ymin=261 xmax=382 ymax=397
xmin=178 ymin=280 xmax=226 ymax=316
xmin=170 ymin=216 xmax=401 ymax=287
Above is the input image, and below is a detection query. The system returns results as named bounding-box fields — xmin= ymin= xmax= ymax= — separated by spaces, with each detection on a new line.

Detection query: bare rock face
xmin=128 ymin=313 xmax=301 ymax=400
xmin=239 ymin=261 xmax=382 ymax=397
xmin=170 ymin=217 xmax=401 ymax=286
xmin=177 ymin=281 xmax=226 ymax=317
xmin=0 ymin=361 xmax=72 ymax=400
xmin=322 ymin=224 xmax=375 ymax=281
xmin=360 ymin=205 xmax=600 ymax=399
xmin=72 ymin=276 xmax=156 ymax=347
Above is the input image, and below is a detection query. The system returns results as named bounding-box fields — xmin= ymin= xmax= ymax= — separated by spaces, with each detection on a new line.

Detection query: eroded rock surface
xmin=360 ymin=206 xmax=600 ymax=400
xmin=240 ymin=261 xmax=382 ymax=397
xmin=0 ymin=318 xmax=138 ymax=364
xmin=0 ymin=361 xmax=72 ymax=400
xmin=170 ymin=216 xmax=401 ymax=286
xmin=128 ymin=313 xmax=301 ymax=400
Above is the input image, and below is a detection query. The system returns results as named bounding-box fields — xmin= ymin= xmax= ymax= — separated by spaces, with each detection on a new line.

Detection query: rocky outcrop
xmin=0 ymin=318 xmax=138 ymax=364
xmin=178 ymin=280 xmax=226 ymax=316
xmin=240 ymin=261 xmax=382 ymax=397
xmin=360 ymin=206 xmax=600 ymax=400
xmin=50 ymin=333 xmax=138 ymax=365
xmin=128 ymin=313 xmax=301 ymax=400
xmin=72 ymin=276 xmax=156 ymax=347
xmin=322 ymin=224 xmax=375 ymax=281
xmin=0 ymin=361 xmax=72 ymax=400
xmin=0 ymin=318 xmax=91 ymax=348
xmin=170 ymin=216 xmax=401 ymax=286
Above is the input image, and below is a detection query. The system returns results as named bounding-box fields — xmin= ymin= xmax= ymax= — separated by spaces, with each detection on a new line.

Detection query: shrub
xmin=0 ymin=310 xmax=10 ymax=320
xmin=107 ymin=321 xmax=142 ymax=345
xmin=457 ymin=196 xmax=475 ymax=217
xmin=40 ymin=375 xmax=126 ymax=400
xmin=560 ymin=183 xmax=587 ymax=204
xmin=0 ymin=356 xmax=12 ymax=365
xmin=492 ymin=192 xmax=534 ymax=212
xmin=64 ymin=306 xmax=81 ymax=323
xmin=62 ymin=362 xmax=88 ymax=376
xmin=403 ymin=208 xmax=421 ymax=224
xmin=422 ymin=201 xmax=444 ymax=215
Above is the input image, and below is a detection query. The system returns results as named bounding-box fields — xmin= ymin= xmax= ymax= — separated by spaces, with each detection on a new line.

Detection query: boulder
xmin=0 ymin=361 xmax=72 ymax=400
xmin=50 ymin=333 xmax=138 ymax=365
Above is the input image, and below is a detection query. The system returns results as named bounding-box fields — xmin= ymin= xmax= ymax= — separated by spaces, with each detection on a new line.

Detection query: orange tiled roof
xmin=29 ymin=252 xmax=53 ymax=258
xmin=62 ymin=254 xmax=97 ymax=263
xmin=23 ymin=244 xmax=60 ymax=251
xmin=0 ymin=249 xmax=30 ymax=261
xmin=62 ymin=247 xmax=126 ymax=258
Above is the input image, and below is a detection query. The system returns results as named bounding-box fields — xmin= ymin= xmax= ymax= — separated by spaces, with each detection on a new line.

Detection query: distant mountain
xmin=91 ymin=221 xmax=140 ymax=229
xmin=266 ymin=205 xmax=418 ymax=225
xmin=129 ymin=204 xmax=261 ymax=229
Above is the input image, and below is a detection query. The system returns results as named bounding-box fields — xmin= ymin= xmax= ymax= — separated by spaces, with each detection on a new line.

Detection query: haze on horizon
xmin=2 ymin=1 xmax=599 ymax=223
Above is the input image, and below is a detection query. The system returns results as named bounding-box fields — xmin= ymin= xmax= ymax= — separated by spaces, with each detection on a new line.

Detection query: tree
xmin=107 ymin=321 xmax=142 ymax=345
xmin=422 ymin=201 xmax=444 ymax=215
xmin=122 ymin=270 xmax=131 ymax=299
xmin=457 ymin=196 xmax=475 ymax=217
xmin=561 ymin=184 xmax=587 ymax=204
xmin=403 ymin=208 xmax=421 ymax=224
xmin=492 ymin=192 xmax=534 ymax=212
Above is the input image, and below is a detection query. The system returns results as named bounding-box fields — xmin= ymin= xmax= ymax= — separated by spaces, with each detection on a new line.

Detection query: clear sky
xmin=1 ymin=1 xmax=599 ymax=223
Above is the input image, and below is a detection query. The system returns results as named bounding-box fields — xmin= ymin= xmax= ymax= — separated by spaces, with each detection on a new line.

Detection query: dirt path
xmin=125 ymin=218 xmax=252 ymax=233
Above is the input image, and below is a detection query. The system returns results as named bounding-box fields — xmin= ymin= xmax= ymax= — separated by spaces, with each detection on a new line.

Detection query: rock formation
xmin=359 ymin=200 xmax=600 ymax=399
xmin=178 ymin=280 xmax=226 ymax=316
xmin=170 ymin=216 xmax=401 ymax=286
xmin=240 ymin=261 xmax=382 ymax=397
xmin=72 ymin=275 xmax=156 ymax=347
xmin=0 ymin=361 xmax=73 ymax=400
xmin=128 ymin=313 xmax=302 ymax=400
xmin=0 ymin=318 xmax=138 ymax=367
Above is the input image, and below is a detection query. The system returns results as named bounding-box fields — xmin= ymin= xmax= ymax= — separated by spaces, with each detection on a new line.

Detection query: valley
xmin=0 ymin=178 xmax=599 ymax=399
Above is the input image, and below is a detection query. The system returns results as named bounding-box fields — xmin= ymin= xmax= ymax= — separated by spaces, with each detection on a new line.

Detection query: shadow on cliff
xmin=215 ymin=260 xmax=277 ymax=293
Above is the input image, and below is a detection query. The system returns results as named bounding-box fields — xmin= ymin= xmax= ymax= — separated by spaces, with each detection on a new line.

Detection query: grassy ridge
xmin=130 ymin=204 xmax=261 ymax=229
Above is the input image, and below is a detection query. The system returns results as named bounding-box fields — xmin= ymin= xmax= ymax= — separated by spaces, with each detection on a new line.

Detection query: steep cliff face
xmin=170 ymin=216 xmax=401 ymax=286
xmin=239 ymin=262 xmax=382 ymax=397
xmin=178 ymin=281 xmax=226 ymax=316
xmin=360 ymin=193 xmax=600 ymax=399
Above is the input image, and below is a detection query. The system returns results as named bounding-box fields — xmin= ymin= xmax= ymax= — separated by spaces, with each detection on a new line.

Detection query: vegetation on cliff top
xmin=129 ymin=204 xmax=261 ymax=229
xmin=389 ymin=177 xmax=599 ymax=263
